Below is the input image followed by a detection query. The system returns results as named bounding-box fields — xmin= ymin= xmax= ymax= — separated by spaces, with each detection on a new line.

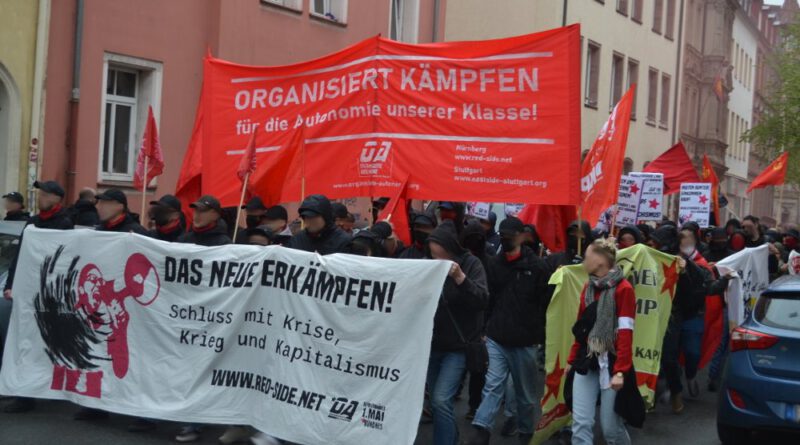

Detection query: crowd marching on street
xmin=2 ymin=181 xmax=798 ymax=445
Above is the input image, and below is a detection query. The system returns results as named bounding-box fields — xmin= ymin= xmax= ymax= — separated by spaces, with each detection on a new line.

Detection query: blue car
xmin=717 ymin=275 xmax=800 ymax=444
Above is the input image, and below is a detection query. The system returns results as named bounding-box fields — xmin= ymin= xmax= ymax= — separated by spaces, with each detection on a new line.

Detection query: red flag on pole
xmin=237 ymin=127 xmax=258 ymax=184
xmin=250 ymin=127 xmax=305 ymax=206
xmin=701 ymin=155 xmax=721 ymax=223
xmin=643 ymin=141 xmax=701 ymax=195
xmin=133 ymin=106 xmax=164 ymax=189
xmin=747 ymin=152 xmax=789 ymax=193
xmin=517 ymin=204 xmax=577 ymax=253
xmin=580 ymin=86 xmax=635 ymax=226
xmin=377 ymin=176 xmax=411 ymax=245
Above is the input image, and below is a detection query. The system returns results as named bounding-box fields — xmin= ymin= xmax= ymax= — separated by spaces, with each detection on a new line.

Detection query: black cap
xmin=371 ymin=221 xmax=393 ymax=239
xmin=413 ymin=213 xmax=436 ymax=227
xmin=33 ymin=180 xmax=65 ymax=198
xmin=246 ymin=225 xmax=275 ymax=240
xmin=96 ymin=188 xmax=128 ymax=207
xmin=150 ymin=194 xmax=182 ymax=213
xmin=2 ymin=191 xmax=24 ymax=205
xmin=499 ymin=217 xmax=524 ymax=236
xmin=242 ymin=196 xmax=267 ymax=211
xmin=331 ymin=202 xmax=349 ymax=219
xmin=264 ymin=205 xmax=288 ymax=221
xmin=189 ymin=195 xmax=222 ymax=213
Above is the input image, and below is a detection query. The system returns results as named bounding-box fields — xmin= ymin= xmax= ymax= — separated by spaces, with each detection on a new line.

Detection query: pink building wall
xmin=42 ymin=0 xmax=445 ymax=218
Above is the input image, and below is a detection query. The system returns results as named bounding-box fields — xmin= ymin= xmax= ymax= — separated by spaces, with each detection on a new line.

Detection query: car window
xmin=755 ymin=294 xmax=800 ymax=331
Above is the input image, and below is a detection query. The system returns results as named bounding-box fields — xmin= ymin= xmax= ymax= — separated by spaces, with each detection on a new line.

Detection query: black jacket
xmin=545 ymin=220 xmax=593 ymax=272
xmin=486 ymin=246 xmax=551 ymax=347
xmin=95 ymin=213 xmax=149 ymax=235
xmin=3 ymin=210 xmax=30 ymax=222
xmin=653 ymin=225 xmax=711 ymax=319
xmin=4 ymin=206 xmax=74 ymax=292
xmin=428 ymin=223 xmax=490 ymax=352
xmin=148 ymin=224 xmax=185 ymax=243
xmin=69 ymin=199 xmax=99 ymax=226
xmin=177 ymin=220 xmax=232 ymax=247
xmin=288 ymin=195 xmax=351 ymax=255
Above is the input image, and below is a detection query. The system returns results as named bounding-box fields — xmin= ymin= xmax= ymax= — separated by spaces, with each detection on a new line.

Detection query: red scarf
xmin=104 ymin=213 xmax=126 ymax=229
xmin=192 ymin=221 xmax=217 ymax=234
xmin=157 ymin=219 xmax=181 ymax=234
xmin=38 ymin=204 xmax=62 ymax=220
xmin=505 ymin=251 xmax=522 ymax=262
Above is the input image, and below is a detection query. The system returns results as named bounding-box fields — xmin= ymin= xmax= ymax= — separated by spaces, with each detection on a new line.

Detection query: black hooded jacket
xmin=288 ymin=195 xmax=351 ymax=255
xmin=4 ymin=205 xmax=74 ymax=292
xmin=618 ymin=225 xmax=644 ymax=246
xmin=69 ymin=199 xmax=99 ymax=226
xmin=95 ymin=212 xmax=149 ymax=235
xmin=705 ymin=228 xmax=733 ymax=263
xmin=546 ymin=220 xmax=594 ymax=271
xmin=177 ymin=219 xmax=232 ymax=246
xmin=459 ymin=219 xmax=492 ymax=270
xmin=428 ymin=223 xmax=489 ymax=352
xmin=486 ymin=246 xmax=552 ymax=347
xmin=651 ymin=225 xmax=710 ymax=319
xmin=3 ymin=210 xmax=30 ymax=222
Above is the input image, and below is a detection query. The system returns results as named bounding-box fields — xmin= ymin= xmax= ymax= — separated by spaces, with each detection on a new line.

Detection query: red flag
xmin=701 ymin=155 xmax=721 ymax=223
xmin=250 ymin=127 xmax=305 ymax=206
xmin=237 ymin=127 xmax=258 ymax=183
xmin=643 ymin=141 xmax=701 ymax=195
xmin=581 ymin=86 xmax=635 ymax=226
xmin=176 ymin=90 xmax=205 ymax=227
xmin=378 ymin=176 xmax=411 ymax=245
xmin=133 ymin=107 xmax=165 ymax=189
xmin=747 ymin=152 xmax=789 ymax=193
xmin=518 ymin=204 xmax=577 ymax=253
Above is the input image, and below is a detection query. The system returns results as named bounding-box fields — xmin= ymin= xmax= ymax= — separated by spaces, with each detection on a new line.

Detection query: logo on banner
xmin=360 ymin=402 xmax=387 ymax=430
xmin=35 ymin=247 xmax=160 ymax=398
xmin=328 ymin=397 xmax=359 ymax=422
xmin=359 ymin=140 xmax=393 ymax=177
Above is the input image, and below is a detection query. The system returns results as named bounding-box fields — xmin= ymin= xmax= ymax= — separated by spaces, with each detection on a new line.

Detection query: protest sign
xmin=630 ymin=172 xmax=663 ymax=221
xmin=467 ymin=202 xmax=491 ymax=219
xmin=504 ymin=203 xmax=525 ymax=217
xmin=790 ymin=251 xmax=800 ymax=275
xmin=716 ymin=244 xmax=770 ymax=327
xmin=679 ymin=183 xmax=712 ymax=227
xmin=177 ymin=26 xmax=582 ymax=207
xmin=615 ymin=175 xmax=642 ymax=227
xmin=533 ymin=245 xmax=676 ymax=444
xmin=0 ymin=228 xmax=449 ymax=445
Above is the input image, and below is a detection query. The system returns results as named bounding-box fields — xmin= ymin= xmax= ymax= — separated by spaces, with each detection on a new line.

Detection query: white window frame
xmin=98 ymin=53 xmax=163 ymax=183
xmin=311 ymin=0 xmax=348 ymax=24
xmin=389 ymin=0 xmax=420 ymax=43
xmin=261 ymin=0 xmax=302 ymax=11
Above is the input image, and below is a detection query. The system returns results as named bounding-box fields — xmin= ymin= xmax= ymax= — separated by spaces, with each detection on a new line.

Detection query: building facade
xmin=445 ymin=0 xmax=683 ymax=173
xmin=35 ymin=0 xmax=445 ymax=218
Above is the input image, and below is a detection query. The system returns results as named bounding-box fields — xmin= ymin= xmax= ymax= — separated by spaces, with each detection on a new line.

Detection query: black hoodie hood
xmin=651 ymin=225 xmax=679 ymax=254
xmin=299 ymin=194 xmax=334 ymax=227
xmin=566 ymin=219 xmax=593 ymax=251
xmin=428 ymin=220 xmax=468 ymax=258
xmin=460 ymin=219 xmax=489 ymax=258
xmin=618 ymin=225 xmax=644 ymax=245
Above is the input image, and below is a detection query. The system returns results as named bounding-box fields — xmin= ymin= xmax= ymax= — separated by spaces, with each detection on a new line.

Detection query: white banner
xmin=630 ymin=172 xmax=663 ymax=221
xmin=679 ymin=183 xmax=712 ymax=227
xmin=615 ymin=175 xmax=642 ymax=227
xmin=715 ymin=244 xmax=770 ymax=327
xmin=0 ymin=228 xmax=449 ymax=445
xmin=789 ymin=251 xmax=800 ymax=275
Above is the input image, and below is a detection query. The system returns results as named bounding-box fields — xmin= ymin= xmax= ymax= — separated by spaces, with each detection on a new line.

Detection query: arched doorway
xmin=0 ymin=62 xmax=22 ymax=197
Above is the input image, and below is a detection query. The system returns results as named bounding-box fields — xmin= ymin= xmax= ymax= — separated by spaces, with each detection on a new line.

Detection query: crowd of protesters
xmin=1 ymin=180 xmax=798 ymax=445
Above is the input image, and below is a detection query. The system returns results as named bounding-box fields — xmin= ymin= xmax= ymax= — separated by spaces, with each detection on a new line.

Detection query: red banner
xmin=747 ymin=152 xmax=788 ymax=193
xmin=580 ymin=86 xmax=635 ymax=226
xmin=180 ymin=26 xmax=581 ymax=207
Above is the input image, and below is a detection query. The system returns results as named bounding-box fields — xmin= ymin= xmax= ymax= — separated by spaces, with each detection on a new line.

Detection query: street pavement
xmin=1 ymin=368 xmax=798 ymax=444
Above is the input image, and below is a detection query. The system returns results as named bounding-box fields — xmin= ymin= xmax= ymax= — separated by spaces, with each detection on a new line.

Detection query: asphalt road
xmin=1 ymin=369 xmax=798 ymax=444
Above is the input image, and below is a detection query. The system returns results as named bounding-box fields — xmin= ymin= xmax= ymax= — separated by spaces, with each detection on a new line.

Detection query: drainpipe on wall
xmin=28 ymin=0 xmax=51 ymax=213
xmin=562 ymin=0 xmax=568 ymax=27
xmin=432 ymin=0 xmax=440 ymax=42
xmin=66 ymin=0 xmax=84 ymax=200
xmin=671 ymin=0 xmax=684 ymax=145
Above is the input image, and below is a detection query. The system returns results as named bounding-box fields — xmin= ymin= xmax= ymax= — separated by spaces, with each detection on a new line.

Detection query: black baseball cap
xmin=242 ymin=196 xmax=267 ymax=211
xmin=190 ymin=195 xmax=222 ymax=213
xmin=150 ymin=194 xmax=182 ymax=213
xmin=96 ymin=188 xmax=128 ymax=207
xmin=2 ymin=191 xmax=24 ymax=206
xmin=499 ymin=217 xmax=524 ymax=236
xmin=33 ymin=180 xmax=65 ymax=198
xmin=265 ymin=205 xmax=288 ymax=221
xmin=331 ymin=202 xmax=349 ymax=219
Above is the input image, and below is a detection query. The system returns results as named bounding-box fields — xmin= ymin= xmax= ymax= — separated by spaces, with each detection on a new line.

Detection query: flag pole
xmin=300 ymin=139 xmax=306 ymax=230
xmin=609 ymin=204 xmax=618 ymax=237
xmin=140 ymin=156 xmax=148 ymax=226
xmin=232 ymin=172 xmax=249 ymax=242
xmin=577 ymin=205 xmax=583 ymax=257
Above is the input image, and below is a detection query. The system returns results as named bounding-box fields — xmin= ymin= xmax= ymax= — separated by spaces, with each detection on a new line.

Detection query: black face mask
xmin=710 ymin=240 xmax=728 ymax=251
xmin=152 ymin=208 xmax=172 ymax=227
xmin=567 ymin=235 xmax=579 ymax=252
xmin=523 ymin=240 xmax=540 ymax=253
xmin=501 ymin=238 xmax=517 ymax=253
xmin=464 ymin=237 xmax=485 ymax=255
xmin=246 ymin=215 xmax=261 ymax=229
xmin=413 ymin=230 xmax=429 ymax=245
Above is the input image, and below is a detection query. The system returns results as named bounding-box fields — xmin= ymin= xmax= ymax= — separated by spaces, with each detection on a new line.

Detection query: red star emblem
xmin=698 ymin=195 xmax=709 ymax=205
xmin=543 ymin=354 xmax=566 ymax=405
xmin=630 ymin=183 xmax=640 ymax=194
xmin=661 ymin=260 xmax=679 ymax=300
xmin=649 ymin=199 xmax=659 ymax=209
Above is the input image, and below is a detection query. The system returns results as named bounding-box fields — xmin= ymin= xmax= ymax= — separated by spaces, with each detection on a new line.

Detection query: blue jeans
xmin=709 ymin=311 xmax=729 ymax=380
xmin=503 ymin=377 xmax=516 ymax=418
xmin=427 ymin=350 xmax=466 ymax=445
xmin=472 ymin=339 xmax=539 ymax=434
xmin=571 ymin=370 xmax=631 ymax=445
xmin=680 ymin=315 xmax=705 ymax=381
